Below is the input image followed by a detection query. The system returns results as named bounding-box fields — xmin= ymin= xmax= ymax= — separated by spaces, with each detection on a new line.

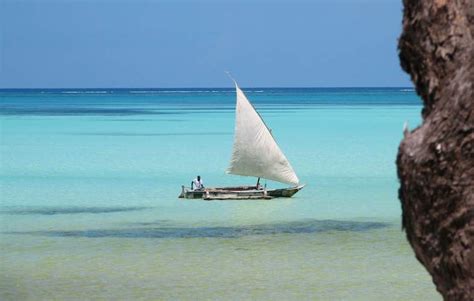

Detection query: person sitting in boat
xmin=191 ymin=175 xmax=204 ymax=191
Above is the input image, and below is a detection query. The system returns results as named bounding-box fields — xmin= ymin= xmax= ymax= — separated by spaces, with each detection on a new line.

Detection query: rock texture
xmin=397 ymin=0 xmax=474 ymax=300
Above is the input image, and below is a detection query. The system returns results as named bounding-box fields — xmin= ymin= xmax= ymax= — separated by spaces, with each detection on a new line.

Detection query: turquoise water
xmin=0 ymin=88 xmax=440 ymax=300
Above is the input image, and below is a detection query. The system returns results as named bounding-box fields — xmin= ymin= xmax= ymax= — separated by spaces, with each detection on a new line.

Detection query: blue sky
xmin=0 ymin=0 xmax=410 ymax=88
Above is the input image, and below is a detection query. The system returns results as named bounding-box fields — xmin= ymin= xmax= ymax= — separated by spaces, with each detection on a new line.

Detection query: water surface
xmin=0 ymin=88 xmax=440 ymax=300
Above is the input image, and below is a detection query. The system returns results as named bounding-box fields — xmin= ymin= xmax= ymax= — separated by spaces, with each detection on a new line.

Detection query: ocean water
xmin=0 ymin=88 xmax=441 ymax=300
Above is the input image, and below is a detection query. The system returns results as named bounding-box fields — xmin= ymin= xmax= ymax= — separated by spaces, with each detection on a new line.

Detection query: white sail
xmin=226 ymin=83 xmax=300 ymax=186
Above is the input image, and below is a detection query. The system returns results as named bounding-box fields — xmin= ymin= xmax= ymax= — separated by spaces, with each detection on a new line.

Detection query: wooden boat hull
xmin=179 ymin=185 xmax=304 ymax=200
xmin=266 ymin=185 xmax=304 ymax=198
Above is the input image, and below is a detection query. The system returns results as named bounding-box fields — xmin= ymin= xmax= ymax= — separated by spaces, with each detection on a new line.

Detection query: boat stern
xmin=179 ymin=185 xmax=206 ymax=199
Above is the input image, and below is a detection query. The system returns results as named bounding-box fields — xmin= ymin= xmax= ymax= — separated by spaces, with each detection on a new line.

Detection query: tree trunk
xmin=397 ymin=0 xmax=474 ymax=300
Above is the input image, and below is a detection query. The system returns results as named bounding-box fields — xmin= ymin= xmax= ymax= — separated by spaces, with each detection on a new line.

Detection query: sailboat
xmin=179 ymin=80 xmax=304 ymax=200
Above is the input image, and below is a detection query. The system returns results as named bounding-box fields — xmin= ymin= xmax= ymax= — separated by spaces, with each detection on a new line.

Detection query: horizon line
xmin=0 ymin=86 xmax=415 ymax=90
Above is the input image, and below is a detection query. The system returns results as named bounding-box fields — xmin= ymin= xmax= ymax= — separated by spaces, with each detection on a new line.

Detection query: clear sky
xmin=0 ymin=0 xmax=410 ymax=88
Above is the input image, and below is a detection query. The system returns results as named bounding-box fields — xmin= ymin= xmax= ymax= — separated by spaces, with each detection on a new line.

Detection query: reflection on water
xmin=0 ymin=106 xmax=303 ymax=116
xmin=6 ymin=219 xmax=390 ymax=239
xmin=0 ymin=206 xmax=149 ymax=215
xmin=68 ymin=131 xmax=232 ymax=136
xmin=0 ymin=107 xmax=179 ymax=116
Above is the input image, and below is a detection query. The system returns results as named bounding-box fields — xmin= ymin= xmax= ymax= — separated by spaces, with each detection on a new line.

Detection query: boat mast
xmin=256 ymin=177 xmax=260 ymax=188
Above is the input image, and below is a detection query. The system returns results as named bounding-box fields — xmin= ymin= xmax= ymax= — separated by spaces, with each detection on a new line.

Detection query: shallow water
xmin=0 ymin=88 xmax=440 ymax=300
